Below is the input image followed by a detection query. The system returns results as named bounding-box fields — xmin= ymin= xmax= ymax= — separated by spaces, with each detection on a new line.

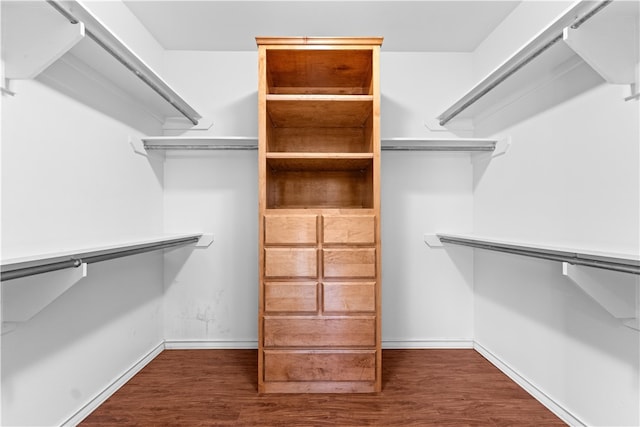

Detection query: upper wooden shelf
xmin=266 ymin=153 xmax=373 ymax=171
xmin=435 ymin=0 xmax=637 ymax=127
xmin=267 ymin=96 xmax=373 ymax=128
xmin=265 ymin=47 xmax=374 ymax=95
xmin=1 ymin=0 xmax=203 ymax=127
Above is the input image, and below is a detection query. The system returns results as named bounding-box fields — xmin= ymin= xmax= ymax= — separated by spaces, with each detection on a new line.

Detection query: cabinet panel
xmin=265 ymin=282 xmax=317 ymax=313
xmin=323 ymin=282 xmax=375 ymax=313
xmin=265 ymin=248 xmax=317 ymax=278
xmin=323 ymin=248 xmax=376 ymax=278
xmin=323 ymin=215 xmax=375 ymax=244
xmin=263 ymin=316 xmax=375 ymax=347
xmin=264 ymin=214 xmax=317 ymax=244
xmin=264 ymin=350 xmax=376 ymax=382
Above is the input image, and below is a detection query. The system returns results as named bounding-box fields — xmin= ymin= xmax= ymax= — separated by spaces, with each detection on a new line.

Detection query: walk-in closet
xmin=1 ymin=1 xmax=638 ymax=425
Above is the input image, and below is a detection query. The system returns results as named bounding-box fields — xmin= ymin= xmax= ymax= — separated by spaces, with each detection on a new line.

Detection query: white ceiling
xmin=123 ymin=1 xmax=521 ymax=52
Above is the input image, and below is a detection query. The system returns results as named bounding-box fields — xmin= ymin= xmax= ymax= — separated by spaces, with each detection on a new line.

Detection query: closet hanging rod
xmin=438 ymin=0 xmax=612 ymax=126
xmin=1 ymin=235 xmax=200 ymax=281
xmin=381 ymin=145 xmax=494 ymax=152
xmin=437 ymin=234 xmax=640 ymax=275
xmin=144 ymin=144 xmax=259 ymax=151
xmin=45 ymin=0 xmax=200 ymax=126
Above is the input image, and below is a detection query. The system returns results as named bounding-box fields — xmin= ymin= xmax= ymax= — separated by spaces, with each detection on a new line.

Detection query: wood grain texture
xmin=323 ymin=282 xmax=376 ymax=313
xmin=323 ymin=214 xmax=375 ymax=244
xmin=263 ymin=316 xmax=376 ymax=347
xmin=264 ymin=247 xmax=317 ymax=278
xmin=268 ymin=127 xmax=370 ymax=153
xmin=263 ymin=350 xmax=376 ymax=382
xmin=264 ymin=214 xmax=317 ymax=244
xmin=80 ymin=349 xmax=566 ymax=426
xmin=267 ymin=98 xmax=373 ymax=128
xmin=323 ymin=248 xmax=376 ymax=278
xmin=264 ymin=281 xmax=318 ymax=313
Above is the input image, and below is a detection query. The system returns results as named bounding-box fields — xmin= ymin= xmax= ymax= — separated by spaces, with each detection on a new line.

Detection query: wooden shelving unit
xmin=257 ymin=36 xmax=383 ymax=393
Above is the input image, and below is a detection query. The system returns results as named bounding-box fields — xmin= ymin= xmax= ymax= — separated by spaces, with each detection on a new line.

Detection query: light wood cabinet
xmin=257 ymin=36 xmax=382 ymax=393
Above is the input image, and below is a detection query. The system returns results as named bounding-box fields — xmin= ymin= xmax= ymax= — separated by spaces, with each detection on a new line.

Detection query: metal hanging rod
xmin=144 ymin=144 xmax=259 ymax=151
xmin=1 ymin=235 xmax=200 ymax=281
xmin=381 ymin=145 xmax=494 ymax=152
xmin=46 ymin=0 xmax=200 ymax=126
xmin=437 ymin=234 xmax=640 ymax=275
xmin=438 ymin=0 xmax=612 ymax=126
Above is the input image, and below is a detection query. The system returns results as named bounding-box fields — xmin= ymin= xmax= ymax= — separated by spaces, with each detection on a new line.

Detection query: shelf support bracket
xmin=563 ymin=8 xmax=639 ymax=101
xmin=2 ymin=2 xmax=85 ymax=80
xmin=562 ymin=262 xmax=639 ymax=331
xmin=1 ymin=262 xmax=87 ymax=333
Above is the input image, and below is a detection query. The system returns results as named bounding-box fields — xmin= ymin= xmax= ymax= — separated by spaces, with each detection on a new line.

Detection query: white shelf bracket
xmin=1 ymin=262 xmax=87 ymax=329
xmin=562 ymin=262 xmax=639 ymax=331
xmin=1 ymin=2 xmax=85 ymax=80
xmin=563 ymin=3 xmax=639 ymax=101
xmin=423 ymin=234 xmax=443 ymax=248
xmin=196 ymin=233 xmax=214 ymax=248
xmin=129 ymin=136 xmax=148 ymax=156
xmin=492 ymin=135 xmax=512 ymax=158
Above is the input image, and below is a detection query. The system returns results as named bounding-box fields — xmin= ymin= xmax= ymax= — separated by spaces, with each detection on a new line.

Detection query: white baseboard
xmin=164 ymin=339 xmax=258 ymax=349
xmin=473 ymin=341 xmax=585 ymax=427
xmin=62 ymin=341 xmax=165 ymax=427
xmin=382 ymin=339 xmax=474 ymax=349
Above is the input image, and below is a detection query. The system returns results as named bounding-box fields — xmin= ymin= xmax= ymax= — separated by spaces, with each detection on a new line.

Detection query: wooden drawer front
xmin=323 ymin=215 xmax=375 ymax=244
xmin=265 ymin=248 xmax=317 ymax=278
xmin=264 ymin=350 xmax=376 ymax=382
xmin=264 ymin=317 xmax=375 ymax=347
xmin=265 ymin=215 xmax=317 ymax=244
xmin=265 ymin=282 xmax=317 ymax=313
xmin=323 ymin=282 xmax=375 ymax=313
xmin=323 ymin=248 xmax=376 ymax=278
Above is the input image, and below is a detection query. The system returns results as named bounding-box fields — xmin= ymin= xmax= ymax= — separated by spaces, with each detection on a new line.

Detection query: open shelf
xmin=437 ymin=233 xmax=640 ymax=275
xmin=1 ymin=0 xmax=203 ymax=126
xmin=1 ymin=233 xmax=203 ymax=281
xmin=267 ymin=95 xmax=373 ymax=128
xmin=435 ymin=0 xmax=635 ymax=127
xmin=142 ymin=136 xmax=258 ymax=150
xmin=265 ymin=47 xmax=374 ymax=95
xmin=381 ymin=137 xmax=497 ymax=152
xmin=266 ymin=153 xmax=373 ymax=171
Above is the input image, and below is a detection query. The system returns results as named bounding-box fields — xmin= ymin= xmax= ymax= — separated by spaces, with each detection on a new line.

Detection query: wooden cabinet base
xmin=260 ymin=381 xmax=380 ymax=394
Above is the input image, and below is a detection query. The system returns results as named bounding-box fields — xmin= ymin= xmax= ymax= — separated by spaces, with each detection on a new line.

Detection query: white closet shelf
xmin=437 ymin=233 xmax=640 ymax=275
xmin=381 ymin=137 xmax=497 ymax=152
xmin=142 ymin=136 xmax=259 ymax=150
xmin=1 ymin=0 xmax=203 ymax=126
xmin=436 ymin=0 xmax=637 ymax=127
xmin=1 ymin=233 xmax=202 ymax=281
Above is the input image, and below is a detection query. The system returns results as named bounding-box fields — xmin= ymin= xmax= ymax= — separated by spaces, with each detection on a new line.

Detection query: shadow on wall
xmin=474 ymin=60 xmax=604 ymax=138
xmin=210 ymin=91 xmax=258 ymax=137
xmin=472 ymin=250 xmax=639 ymax=367
xmin=380 ymin=94 xmax=415 ymax=137
xmin=1 ymin=251 xmax=169 ymax=406
xmin=36 ymin=58 xmax=162 ymax=135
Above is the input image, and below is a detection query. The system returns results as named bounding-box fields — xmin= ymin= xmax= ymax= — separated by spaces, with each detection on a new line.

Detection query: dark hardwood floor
xmin=81 ymin=349 xmax=565 ymax=426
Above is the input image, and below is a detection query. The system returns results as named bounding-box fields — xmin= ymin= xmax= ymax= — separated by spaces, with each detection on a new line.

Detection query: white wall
xmin=160 ymin=50 xmax=477 ymax=347
xmin=469 ymin=1 xmax=640 ymax=424
xmin=1 ymin=2 xmax=170 ymax=424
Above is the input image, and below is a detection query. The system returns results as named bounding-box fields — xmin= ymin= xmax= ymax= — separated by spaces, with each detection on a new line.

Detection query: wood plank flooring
xmin=81 ymin=349 xmax=565 ymax=426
